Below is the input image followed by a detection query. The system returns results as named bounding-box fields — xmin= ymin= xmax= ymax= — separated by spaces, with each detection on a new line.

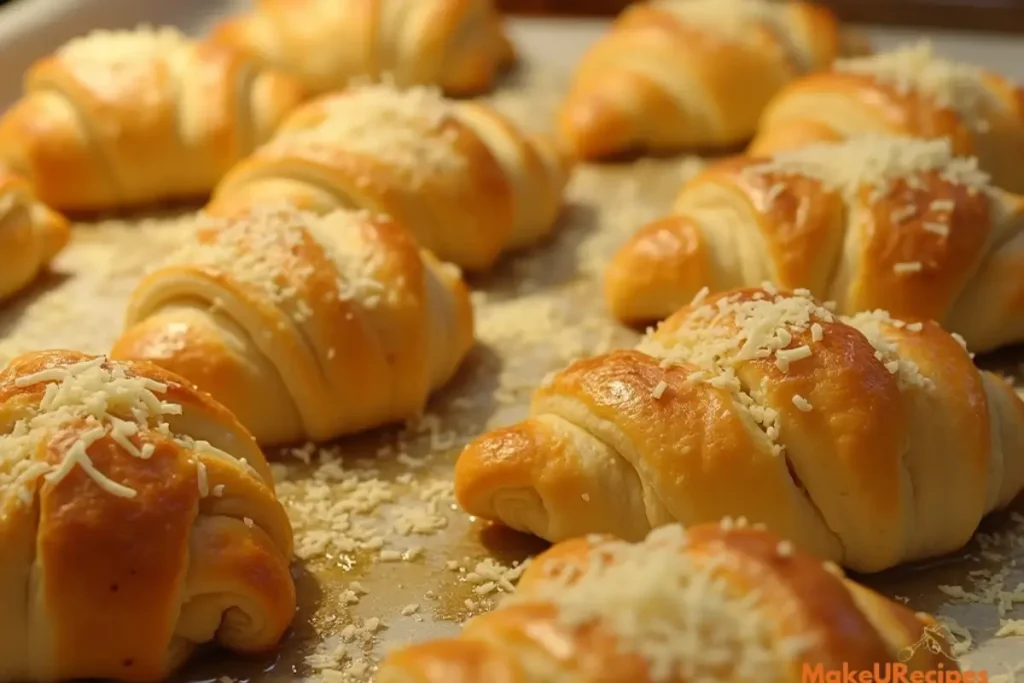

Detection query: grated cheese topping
xmin=161 ymin=204 xmax=397 ymax=321
xmin=744 ymin=135 xmax=991 ymax=204
xmin=264 ymin=80 xmax=464 ymax=187
xmin=635 ymin=287 xmax=935 ymax=455
xmin=55 ymin=25 xmax=192 ymax=98
xmin=503 ymin=525 xmax=816 ymax=682
xmin=0 ymin=355 xmax=237 ymax=505
xmin=834 ymin=41 xmax=1002 ymax=133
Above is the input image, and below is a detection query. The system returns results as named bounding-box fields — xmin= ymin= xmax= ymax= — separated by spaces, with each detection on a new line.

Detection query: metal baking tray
xmin=2 ymin=1 xmax=1024 ymax=681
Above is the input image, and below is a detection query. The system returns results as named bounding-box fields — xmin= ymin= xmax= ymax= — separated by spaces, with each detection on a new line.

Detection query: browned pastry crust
xmin=0 ymin=350 xmax=294 ymax=681
xmin=207 ymin=83 xmax=572 ymax=271
xmin=110 ymin=203 xmax=475 ymax=446
xmin=376 ymin=523 xmax=956 ymax=682
xmin=557 ymin=0 xmax=856 ymax=160
xmin=211 ymin=0 xmax=515 ymax=97
xmin=0 ymin=26 xmax=306 ymax=213
xmin=605 ymin=135 xmax=1024 ymax=353
xmin=750 ymin=42 xmax=1024 ymax=193
xmin=455 ymin=286 xmax=1024 ymax=573
xmin=0 ymin=172 xmax=69 ymax=302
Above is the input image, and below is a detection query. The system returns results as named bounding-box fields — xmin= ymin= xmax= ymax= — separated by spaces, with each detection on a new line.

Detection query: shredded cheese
xmin=504 ymin=525 xmax=817 ymax=682
xmin=56 ymin=25 xmax=193 ymax=100
xmin=0 ymin=355 xmax=239 ymax=505
xmin=263 ymin=79 xmax=464 ymax=187
xmin=635 ymin=287 xmax=934 ymax=455
xmin=741 ymin=135 xmax=991 ymax=204
xmin=834 ymin=41 xmax=1000 ymax=133
xmin=161 ymin=203 xmax=397 ymax=319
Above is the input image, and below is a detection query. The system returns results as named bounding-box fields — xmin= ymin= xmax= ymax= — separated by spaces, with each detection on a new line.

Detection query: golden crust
xmin=210 ymin=0 xmax=515 ymax=96
xmin=0 ymin=350 xmax=294 ymax=681
xmin=208 ymin=88 xmax=572 ymax=271
xmin=0 ymin=171 xmax=69 ymax=302
xmin=0 ymin=30 xmax=306 ymax=213
xmin=455 ymin=286 xmax=1023 ymax=572
xmin=111 ymin=205 xmax=475 ymax=446
xmin=604 ymin=146 xmax=1024 ymax=353
xmin=750 ymin=64 xmax=1024 ymax=193
xmin=557 ymin=1 xmax=848 ymax=159
xmin=377 ymin=524 xmax=954 ymax=682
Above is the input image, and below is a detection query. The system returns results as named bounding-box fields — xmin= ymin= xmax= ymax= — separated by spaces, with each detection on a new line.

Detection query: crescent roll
xmin=210 ymin=0 xmax=515 ymax=96
xmin=377 ymin=524 xmax=955 ymax=683
xmin=0 ymin=350 xmax=294 ymax=682
xmin=750 ymin=41 xmax=1024 ymax=193
xmin=557 ymin=0 xmax=857 ymax=160
xmin=207 ymin=82 xmax=572 ymax=271
xmin=0 ymin=172 xmax=69 ymax=302
xmin=0 ymin=25 xmax=306 ymax=213
xmin=455 ymin=286 xmax=1024 ymax=573
xmin=605 ymin=135 xmax=1024 ymax=353
xmin=110 ymin=203 xmax=474 ymax=446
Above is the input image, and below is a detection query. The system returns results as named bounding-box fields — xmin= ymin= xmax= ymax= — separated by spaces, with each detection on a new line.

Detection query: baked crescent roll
xmin=0 ymin=350 xmax=294 ymax=682
xmin=605 ymin=135 xmax=1024 ymax=353
xmin=207 ymin=82 xmax=572 ymax=271
xmin=210 ymin=0 xmax=515 ymax=96
xmin=557 ymin=0 xmax=858 ymax=161
xmin=0 ymin=172 xmax=69 ymax=302
xmin=455 ymin=286 xmax=1024 ymax=573
xmin=377 ymin=523 xmax=955 ymax=683
xmin=0 ymin=25 xmax=306 ymax=213
xmin=750 ymin=41 xmax=1024 ymax=193
xmin=110 ymin=203 xmax=474 ymax=446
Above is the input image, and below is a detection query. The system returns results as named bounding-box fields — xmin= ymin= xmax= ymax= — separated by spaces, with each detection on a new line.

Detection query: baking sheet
xmin=2 ymin=3 xmax=1024 ymax=681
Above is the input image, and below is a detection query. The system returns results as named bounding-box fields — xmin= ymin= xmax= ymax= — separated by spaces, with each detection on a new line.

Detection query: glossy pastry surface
xmin=0 ymin=172 xmax=69 ymax=302
xmin=377 ymin=523 xmax=956 ymax=683
xmin=456 ymin=286 xmax=1024 ymax=573
xmin=558 ymin=0 xmax=855 ymax=160
xmin=208 ymin=82 xmax=572 ymax=271
xmin=606 ymin=135 xmax=1024 ymax=353
xmin=0 ymin=25 xmax=306 ymax=212
xmin=211 ymin=0 xmax=516 ymax=96
xmin=750 ymin=42 xmax=1024 ymax=193
xmin=0 ymin=350 xmax=294 ymax=682
xmin=111 ymin=203 xmax=475 ymax=446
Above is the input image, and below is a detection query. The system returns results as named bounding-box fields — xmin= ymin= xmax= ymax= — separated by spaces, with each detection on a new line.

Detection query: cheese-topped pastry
xmin=557 ymin=0 xmax=858 ymax=160
xmin=751 ymin=42 xmax=1024 ymax=193
xmin=456 ymin=287 xmax=1024 ymax=573
xmin=211 ymin=0 xmax=516 ymax=95
xmin=208 ymin=82 xmax=572 ymax=271
xmin=377 ymin=523 xmax=956 ymax=682
xmin=0 ymin=25 xmax=306 ymax=212
xmin=605 ymin=135 xmax=1024 ymax=353
xmin=0 ymin=350 xmax=294 ymax=681
xmin=111 ymin=203 xmax=475 ymax=446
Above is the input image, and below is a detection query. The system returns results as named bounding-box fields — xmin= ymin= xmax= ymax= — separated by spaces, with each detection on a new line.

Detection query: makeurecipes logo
xmin=802 ymin=623 xmax=988 ymax=683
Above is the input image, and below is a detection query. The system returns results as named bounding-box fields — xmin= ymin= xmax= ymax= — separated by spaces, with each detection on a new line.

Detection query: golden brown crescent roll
xmin=377 ymin=523 xmax=956 ymax=683
xmin=0 ymin=172 xmax=69 ymax=302
xmin=210 ymin=0 xmax=516 ymax=96
xmin=455 ymin=286 xmax=1024 ymax=573
xmin=0 ymin=25 xmax=306 ymax=213
xmin=0 ymin=350 xmax=294 ymax=681
xmin=557 ymin=0 xmax=858 ymax=161
xmin=605 ymin=135 xmax=1024 ymax=353
xmin=750 ymin=42 xmax=1024 ymax=193
xmin=110 ymin=203 xmax=474 ymax=446
xmin=207 ymin=82 xmax=572 ymax=271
